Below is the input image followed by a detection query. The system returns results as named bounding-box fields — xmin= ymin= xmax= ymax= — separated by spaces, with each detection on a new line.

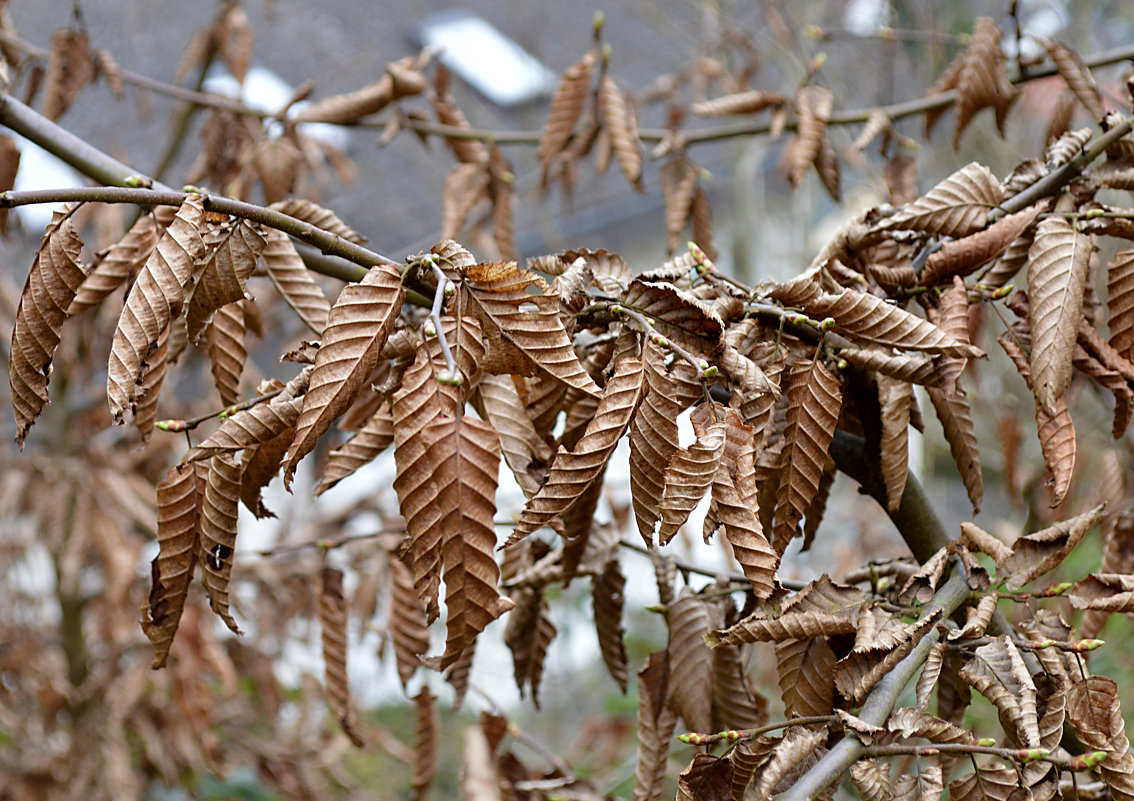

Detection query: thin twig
xmin=155 ymin=386 xmax=284 ymax=433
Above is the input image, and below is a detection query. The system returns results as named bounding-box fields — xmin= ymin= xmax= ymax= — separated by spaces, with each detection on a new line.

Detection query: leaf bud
xmin=423 ymin=320 xmax=437 ymax=338
xmin=437 ymin=370 xmax=462 ymax=386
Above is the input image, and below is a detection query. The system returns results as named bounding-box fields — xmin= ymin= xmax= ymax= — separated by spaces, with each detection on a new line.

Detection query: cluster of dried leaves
xmin=6 ymin=8 xmax=1134 ymax=801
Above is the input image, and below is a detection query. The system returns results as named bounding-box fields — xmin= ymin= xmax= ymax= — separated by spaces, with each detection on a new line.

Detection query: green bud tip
xmin=437 ymin=370 xmax=462 ymax=386
xmin=650 ymin=334 xmax=669 ymax=346
xmin=124 ymin=175 xmax=153 ymax=188
xmin=443 ymin=283 xmax=456 ymax=297
xmin=803 ymin=24 xmax=823 ymax=39
xmin=836 ymin=358 xmax=848 ymax=370
xmin=1029 ymin=639 xmax=1055 ymax=649
xmin=182 ymin=184 xmax=203 ymax=194
xmin=687 ymin=241 xmax=706 ymax=261
xmin=610 ymin=304 xmax=623 ymax=314
xmin=423 ymin=321 xmax=437 ymax=338
xmin=820 ymin=317 xmax=836 ymax=331
xmin=702 ymin=366 xmax=718 ymax=379
xmin=978 ymin=738 xmax=997 ymax=747
xmin=592 ymin=10 xmax=605 ymax=33
xmin=601 ymin=43 xmax=612 ymax=62
xmin=1074 ymin=639 xmax=1104 ymax=652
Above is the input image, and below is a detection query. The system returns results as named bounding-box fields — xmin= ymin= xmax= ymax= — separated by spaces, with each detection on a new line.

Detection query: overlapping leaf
xmin=68 ymin=208 xmax=169 ymax=314
xmin=510 ymin=357 xmax=643 ymax=543
xmin=460 ymin=260 xmax=599 ymax=396
xmin=283 ymin=262 xmax=404 ymax=486
xmin=182 ymin=369 xmax=308 ymax=463
xmin=185 ymin=221 xmax=264 ymax=346
xmin=198 ymin=452 xmax=242 ymax=634
xmin=314 ymin=398 xmax=395 ymax=495
xmin=107 ymin=195 xmax=207 ymax=423
xmin=773 ymin=358 xmax=843 ymax=553
xmin=538 ymin=51 xmax=596 ymax=174
xmin=389 ymin=553 xmax=429 ymax=690
xmin=261 ymin=227 xmax=331 ymax=334
xmin=320 ymin=566 xmax=364 ymax=746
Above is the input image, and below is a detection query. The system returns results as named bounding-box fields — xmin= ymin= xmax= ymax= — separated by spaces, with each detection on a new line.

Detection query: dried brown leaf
xmin=878 ymin=374 xmax=912 ymax=513
xmin=952 ymin=18 xmax=1016 ymax=149
xmin=198 ymin=453 xmax=242 ymax=634
xmin=773 ymin=358 xmax=843 ymax=552
xmin=269 ymin=199 xmax=366 ymax=245
xmin=461 ymin=260 xmax=599 ymax=395
xmin=751 ymin=726 xmax=826 ymax=799
xmin=107 ymin=195 xmax=206 ymax=423
xmin=1040 ymin=38 xmax=1105 ymax=120
xmin=0 ymin=135 xmax=19 ymax=237
xmin=411 ymin=687 xmax=439 ymax=801
xmin=539 ymin=51 xmax=596 ymax=169
xmin=206 ymin=301 xmax=246 ymax=408
xmin=594 ymin=558 xmax=629 ymax=692
xmin=283 ymin=263 xmax=404 ymax=486
xmin=926 ymin=386 xmax=983 ymax=513
xmin=839 ymin=346 xmax=940 ymax=386
xmin=659 ymin=418 xmax=725 ymax=544
xmin=315 ymin=399 xmax=394 ymax=495
xmin=677 ymin=753 xmax=732 ymax=801
xmin=510 ymin=357 xmax=643 ymax=543
xmin=473 ymin=374 xmax=551 ymax=499
xmin=790 ymin=86 xmax=833 ymax=188
xmin=835 ymin=609 xmax=942 ymax=704
xmin=633 ymin=652 xmax=678 ymax=801
xmin=69 ymin=207 xmax=170 ymax=315
xmin=692 ymin=89 xmax=786 ymax=117
xmin=1028 ymin=217 xmax=1093 ymax=414
xmin=141 ymin=463 xmax=201 ymax=669
xmin=1001 ymin=504 xmax=1103 ymax=591
xmin=262 ymin=227 xmax=331 ymax=334
xmin=43 ymin=29 xmax=93 ymax=120
xmin=886 ymin=162 xmax=1004 ymax=238
xmin=599 ymin=74 xmax=643 ymax=189
xmin=1066 ymin=677 xmax=1134 ymax=801
xmin=320 ymin=566 xmax=364 ymax=747
xmin=295 ymin=59 xmax=424 ymax=124
xmin=389 ymin=553 xmax=429 ymax=690
xmin=959 ymin=636 xmax=1041 ymax=748
xmin=665 ymin=589 xmax=715 ymax=734
xmin=850 ymin=759 xmax=892 ymax=801
xmin=921 ymin=203 xmax=1044 ymax=286
xmin=1069 ymin=573 xmax=1134 ymax=613
xmin=10 ymin=206 xmax=85 ymax=447
xmin=186 ymin=221 xmax=264 ymax=346
xmin=503 ymin=585 xmax=555 ymax=705
xmin=1108 ymin=249 xmax=1134 ymax=363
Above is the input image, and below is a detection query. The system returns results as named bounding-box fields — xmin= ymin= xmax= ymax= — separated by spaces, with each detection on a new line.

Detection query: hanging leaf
xmin=877 ymin=374 xmax=912 ymax=512
xmin=751 ymin=726 xmax=827 ymax=799
xmin=283 ymin=263 xmax=404 ymax=486
xmin=538 ymin=51 xmax=596 ymax=174
xmin=1039 ymin=38 xmax=1105 ymax=120
xmin=141 ymin=463 xmax=201 ymax=669
xmin=885 ymin=162 xmax=1004 ymax=238
xmin=925 ymin=386 xmax=983 ymax=513
xmin=664 ymin=589 xmax=716 ymax=734
xmin=1107 ymin=249 xmax=1134 ymax=363
xmin=1066 ymin=677 xmax=1134 ymax=801
xmin=593 ymin=559 xmax=629 ymax=692
xmin=314 ymin=399 xmax=395 ymax=495
xmin=10 ymin=206 xmax=85 ymax=448
xmin=411 ymin=687 xmax=439 ymax=801
xmin=633 ymin=652 xmax=678 ymax=801
xmin=262 ymin=227 xmax=331 ymax=335
xmin=658 ymin=415 xmax=726 ymax=544
xmin=69 ymin=208 xmax=169 ymax=315
xmin=422 ymin=413 xmax=512 ymax=670
xmin=198 ymin=453 xmax=242 ymax=634
xmin=503 ymin=585 xmax=555 ymax=706
xmin=959 ymin=637 xmax=1042 ymax=748
xmin=598 ymin=73 xmax=643 ymax=190
xmin=1028 ymin=217 xmax=1093 ymax=414
xmin=921 ymin=203 xmax=1044 ymax=286
xmin=294 ymin=58 xmax=425 ymax=124
xmin=952 ymin=17 xmax=1016 ymax=149
xmin=772 ymin=359 xmax=843 ymax=553
xmin=510 ymin=357 xmax=644 ymax=543
xmin=389 ymin=553 xmax=429 ymax=690
xmin=269 ymin=199 xmax=367 ymax=245
xmin=43 ymin=29 xmax=94 ymax=120
xmin=789 ymin=86 xmax=833 ymax=188
xmin=107 ymin=195 xmax=207 ymax=423
xmin=206 ymin=301 xmax=246 ymax=408
xmin=320 ymin=566 xmax=364 ymax=747
xmin=182 ymin=370 xmax=308 ymax=463
xmin=473 ymin=374 xmax=551 ymax=499
xmin=133 ymin=323 xmax=170 ymax=445
xmin=692 ymin=89 xmax=786 ymax=116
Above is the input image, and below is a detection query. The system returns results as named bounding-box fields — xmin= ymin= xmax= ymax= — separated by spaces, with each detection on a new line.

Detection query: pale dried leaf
xmin=1107 ymin=249 xmax=1134 ymax=363
xmin=185 ymin=221 xmax=265 ymax=346
xmin=269 ymin=199 xmax=366 ymax=245
xmin=790 ymin=85 xmax=833 ymax=188
xmin=599 ymin=74 xmax=643 ymax=189
xmin=473 ymin=374 xmax=551 ymax=498
xmin=926 ymin=386 xmax=983 ymax=513
xmin=295 ymin=59 xmax=424 ymax=124
xmin=959 ymin=637 xmax=1041 ymax=747
xmin=952 ymin=18 xmax=1016 ymax=149
xmin=1001 ymin=505 xmax=1103 ymax=591
xmin=1040 ymin=38 xmax=1105 ymax=120
xmin=922 ymin=203 xmax=1044 ymax=286
xmin=503 ymin=585 xmax=555 ymax=706
xmin=878 ymin=374 xmax=912 ymax=512
xmin=1066 ymin=677 xmax=1134 ymax=801
xmin=692 ymin=89 xmax=785 ymax=116
xmin=315 ymin=399 xmax=394 ymax=495
xmin=69 ymin=208 xmax=169 ymax=315
xmin=633 ymin=652 xmax=678 ymax=801
xmin=751 ymin=726 xmax=826 ymax=799
xmin=659 ymin=419 xmax=725 ymax=543
xmin=1068 ymin=573 xmax=1134 ymax=613
xmin=389 ymin=553 xmax=429 ymax=690
xmin=206 ymin=301 xmax=246 ymax=408
xmin=538 ymin=51 xmax=596 ymax=169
